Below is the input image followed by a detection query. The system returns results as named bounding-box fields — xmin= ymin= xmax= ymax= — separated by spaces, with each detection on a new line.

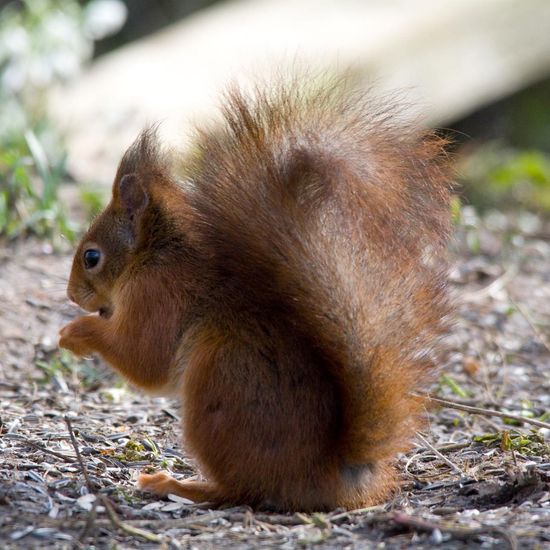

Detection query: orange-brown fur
xmin=59 ymin=79 xmax=453 ymax=511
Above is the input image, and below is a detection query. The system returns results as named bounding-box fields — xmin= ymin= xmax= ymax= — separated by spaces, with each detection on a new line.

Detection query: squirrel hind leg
xmin=137 ymin=472 xmax=221 ymax=504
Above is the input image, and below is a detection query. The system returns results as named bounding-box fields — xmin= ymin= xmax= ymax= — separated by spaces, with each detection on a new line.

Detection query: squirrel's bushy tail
xmin=184 ymin=78 xmax=453 ymax=466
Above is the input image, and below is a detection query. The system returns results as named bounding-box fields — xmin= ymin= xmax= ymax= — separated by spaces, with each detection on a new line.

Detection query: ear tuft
xmin=116 ymin=126 xmax=165 ymax=180
xmin=118 ymin=173 xmax=148 ymax=219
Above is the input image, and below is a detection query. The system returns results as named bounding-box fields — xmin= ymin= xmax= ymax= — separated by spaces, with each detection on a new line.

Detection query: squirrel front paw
xmin=59 ymin=316 xmax=100 ymax=356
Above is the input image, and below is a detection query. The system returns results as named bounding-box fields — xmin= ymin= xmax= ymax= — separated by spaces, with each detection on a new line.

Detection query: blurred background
xmin=1 ymin=0 xmax=550 ymax=243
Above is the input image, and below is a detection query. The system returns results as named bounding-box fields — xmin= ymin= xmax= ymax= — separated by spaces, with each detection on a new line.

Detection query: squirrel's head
xmin=67 ymin=128 xmax=175 ymax=317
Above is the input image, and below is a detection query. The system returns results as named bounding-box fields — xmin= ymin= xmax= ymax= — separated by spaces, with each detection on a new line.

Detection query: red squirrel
xmin=59 ymin=79 xmax=452 ymax=511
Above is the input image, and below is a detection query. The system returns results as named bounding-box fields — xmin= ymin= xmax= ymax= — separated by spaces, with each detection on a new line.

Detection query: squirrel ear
xmin=117 ymin=173 xmax=149 ymax=220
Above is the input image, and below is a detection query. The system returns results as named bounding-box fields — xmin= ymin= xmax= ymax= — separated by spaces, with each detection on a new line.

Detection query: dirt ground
xmin=0 ymin=209 xmax=549 ymax=549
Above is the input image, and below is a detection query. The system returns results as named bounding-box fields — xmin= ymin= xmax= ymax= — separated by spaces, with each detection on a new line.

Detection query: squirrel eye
xmin=83 ymin=249 xmax=101 ymax=270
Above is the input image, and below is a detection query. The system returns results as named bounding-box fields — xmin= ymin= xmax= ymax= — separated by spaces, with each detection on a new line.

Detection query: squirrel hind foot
xmin=137 ymin=472 xmax=220 ymax=504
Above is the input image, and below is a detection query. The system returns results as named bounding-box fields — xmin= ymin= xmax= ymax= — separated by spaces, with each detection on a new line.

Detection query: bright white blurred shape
xmin=2 ymin=62 xmax=26 ymax=92
xmin=84 ymin=0 xmax=128 ymax=41
xmin=2 ymin=26 xmax=29 ymax=56
xmin=50 ymin=50 xmax=81 ymax=80
xmin=76 ymin=494 xmax=96 ymax=511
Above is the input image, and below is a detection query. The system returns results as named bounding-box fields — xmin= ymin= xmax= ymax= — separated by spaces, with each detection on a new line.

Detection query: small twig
xmin=328 ymin=505 xmax=386 ymax=523
xmin=232 ymin=512 xmax=304 ymax=527
xmin=434 ymin=442 xmax=471 ymax=453
xmin=393 ymin=512 xmax=518 ymax=550
xmin=64 ymin=416 xmax=94 ymax=492
xmin=404 ymin=451 xmax=421 ymax=478
xmin=100 ymin=495 xmax=164 ymax=543
xmin=252 ymin=518 xmax=282 ymax=533
xmin=64 ymin=416 xmax=164 ymax=544
xmin=162 ymin=408 xmax=181 ymax=421
xmin=426 ymin=395 xmax=550 ymax=430
xmin=24 ymin=439 xmax=77 ymax=463
xmin=461 ymin=265 xmax=519 ymax=302
xmin=415 ymin=433 xmax=465 ymax=476
xmin=65 ymin=416 xmax=97 ymax=547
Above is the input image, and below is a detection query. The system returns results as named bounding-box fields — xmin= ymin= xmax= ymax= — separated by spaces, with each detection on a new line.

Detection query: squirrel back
xmin=61 ymin=78 xmax=452 ymax=510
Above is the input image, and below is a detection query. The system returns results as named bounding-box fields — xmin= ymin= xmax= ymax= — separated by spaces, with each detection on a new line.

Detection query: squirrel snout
xmin=67 ymin=290 xmax=76 ymax=303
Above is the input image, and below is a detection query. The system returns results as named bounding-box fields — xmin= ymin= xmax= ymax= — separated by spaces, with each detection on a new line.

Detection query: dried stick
xmin=461 ymin=264 xmax=518 ymax=302
xmin=415 ymin=433 xmax=465 ymax=476
xmin=25 ymin=439 xmax=77 ymax=463
xmin=328 ymin=506 xmax=386 ymax=523
xmin=64 ymin=416 xmax=164 ymax=545
xmin=100 ymin=496 xmax=164 ymax=543
xmin=65 ymin=416 xmax=98 ymax=547
xmin=65 ymin=416 xmax=93 ymax=491
xmin=426 ymin=396 xmax=550 ymax=430
xmin=434 ymin=442 xmax=471 ymax=453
